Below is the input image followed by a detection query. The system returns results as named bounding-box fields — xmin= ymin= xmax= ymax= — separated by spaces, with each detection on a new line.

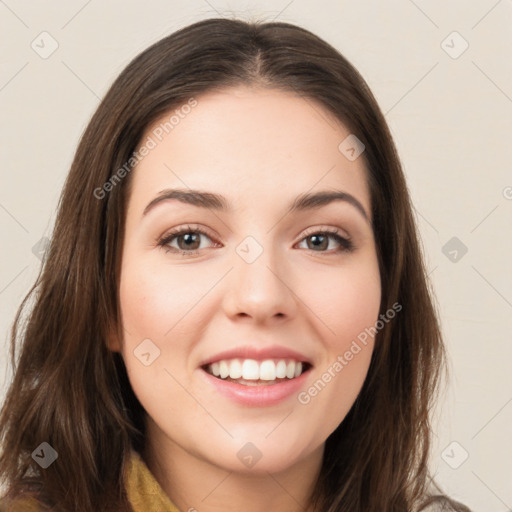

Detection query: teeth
xmin=259 ymin=360 xmax=276 ymax=381
xmin=276 ymin=360 xmax=287 ymax=378
xmin=229 ymin=359 xmax=243 ymax=379
xmin=286 ymin=361 xmax=295 ymax=379
xmin=205 ymin=358 xmax=307 ymax=382
xmin=242 ymin=359 xmax=260 ymax=380
xmin=219 ymin=360 xmax=229 ymax=379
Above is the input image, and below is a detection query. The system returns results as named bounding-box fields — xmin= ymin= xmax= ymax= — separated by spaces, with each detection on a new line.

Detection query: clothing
xmin=125 ymin=449 xmax=180 ymax=511
xmin=0 ymin=449 xmax=180 ymax=511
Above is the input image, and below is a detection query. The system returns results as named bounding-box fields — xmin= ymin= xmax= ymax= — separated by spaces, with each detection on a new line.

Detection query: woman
xmin=0 ymin=17 xmax=471 ymax=512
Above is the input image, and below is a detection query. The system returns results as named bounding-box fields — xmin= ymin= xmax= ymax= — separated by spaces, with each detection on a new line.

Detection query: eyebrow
xmin=142 ymin=188 xmax=370 ymax=222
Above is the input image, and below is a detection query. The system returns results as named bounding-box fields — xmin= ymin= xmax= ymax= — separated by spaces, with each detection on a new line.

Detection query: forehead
xmin=127 ymin=85 xmax=370 ymax=218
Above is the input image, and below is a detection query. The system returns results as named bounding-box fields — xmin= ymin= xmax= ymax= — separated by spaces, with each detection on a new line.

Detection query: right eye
xmin=157 ymin=225 xmax=219 ymax=256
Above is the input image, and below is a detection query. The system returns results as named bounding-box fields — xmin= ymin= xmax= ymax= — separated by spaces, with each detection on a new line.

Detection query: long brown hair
xmin=0 ymin=17 xmax=469 ymax=512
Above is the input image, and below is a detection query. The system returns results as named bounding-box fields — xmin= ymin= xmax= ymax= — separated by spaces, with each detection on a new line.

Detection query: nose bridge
xmin=223 ymin=231 xmax=296 ymax=321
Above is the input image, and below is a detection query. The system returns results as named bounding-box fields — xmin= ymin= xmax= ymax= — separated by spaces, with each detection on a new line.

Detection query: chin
xmin=202 ymin=433 xmax=320 ymax=475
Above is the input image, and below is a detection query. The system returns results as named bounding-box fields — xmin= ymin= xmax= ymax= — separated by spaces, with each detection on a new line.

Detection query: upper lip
xmin=199 ymin=345 xmax=313 ymax=367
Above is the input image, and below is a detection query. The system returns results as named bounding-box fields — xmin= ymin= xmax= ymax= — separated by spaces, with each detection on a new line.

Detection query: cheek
xmin=333 ymin=279 xmax=381 ymax=348
xmin=310 ymin=258 xmax=381 ymax=350
xmin=119 ymin=257 xmax=204 ymax=340
xmin=297 ymin=257 xmax=380 ymax=429
xmin=117 ymin=257 xmax=203 ymax=425
xmin=116 ymin=258 xmax=196 ymax=392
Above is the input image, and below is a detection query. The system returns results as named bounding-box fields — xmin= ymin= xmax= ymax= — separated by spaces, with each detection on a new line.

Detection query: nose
xmin=221 ymin=238 xmax=298 ymax=324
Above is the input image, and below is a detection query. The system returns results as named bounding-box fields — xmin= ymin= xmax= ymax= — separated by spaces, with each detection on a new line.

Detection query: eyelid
xmin=158 ymin=224 xmax=350 ymax=242
xmin=300 ymin=225 xmax=350 ymax=240
xmin=157 ymin=223 xmax=215 ymax=240
xmin=157 ymin=223 xmax=354 ymax=255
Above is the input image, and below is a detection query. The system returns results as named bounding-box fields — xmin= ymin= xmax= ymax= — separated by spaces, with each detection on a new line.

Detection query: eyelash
xmin=156 ymin=224 xmax=355 ymax=256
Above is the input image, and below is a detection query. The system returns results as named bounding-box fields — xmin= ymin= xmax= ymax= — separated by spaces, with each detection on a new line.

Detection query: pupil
xmin=182 ymin=233 xmax=199 ymax=249
xmin=310 ymin=235 xmax=326 ymax=250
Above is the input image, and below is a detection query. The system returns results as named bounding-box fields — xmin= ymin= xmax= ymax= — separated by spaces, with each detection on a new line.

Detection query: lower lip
xmin=199 ymin=367 xmax=311 ymax=407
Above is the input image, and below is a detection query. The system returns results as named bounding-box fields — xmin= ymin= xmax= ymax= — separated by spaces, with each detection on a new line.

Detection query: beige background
xmin=1 ymin=1 xmax=511 ymax=510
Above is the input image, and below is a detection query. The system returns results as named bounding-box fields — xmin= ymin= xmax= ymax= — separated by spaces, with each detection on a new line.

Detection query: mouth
xmin=201 ymin=358 xmax=313 ymax=386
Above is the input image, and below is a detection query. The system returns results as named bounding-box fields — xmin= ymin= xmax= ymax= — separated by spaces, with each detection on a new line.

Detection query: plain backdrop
xmin=1 ymin=1 xmax=511 ymax=510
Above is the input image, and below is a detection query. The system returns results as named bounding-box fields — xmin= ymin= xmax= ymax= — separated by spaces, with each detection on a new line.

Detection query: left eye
xmin=297 ymin=231 xmax=353 ymax=252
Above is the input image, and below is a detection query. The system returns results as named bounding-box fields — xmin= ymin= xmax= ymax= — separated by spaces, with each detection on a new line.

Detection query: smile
xmin=203 ymin=358 xmax=311 ymax=385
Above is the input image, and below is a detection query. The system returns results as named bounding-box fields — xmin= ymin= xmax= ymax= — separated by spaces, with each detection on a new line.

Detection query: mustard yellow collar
xmin=0 ymin=449 xmax=180 ymax=511
xmin=125 ymin=449 xmax=180 ymax=512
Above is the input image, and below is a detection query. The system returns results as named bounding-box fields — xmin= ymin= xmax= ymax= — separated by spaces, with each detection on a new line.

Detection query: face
xmin=109 ymin=85 xmax=381 ymax=475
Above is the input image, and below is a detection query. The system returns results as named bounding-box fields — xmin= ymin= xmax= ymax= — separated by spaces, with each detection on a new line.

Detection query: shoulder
xmin=417 ymin=479 xmax=472 ymax=512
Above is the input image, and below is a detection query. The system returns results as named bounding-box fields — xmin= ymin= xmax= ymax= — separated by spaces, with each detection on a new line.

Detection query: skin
xmin=108 ymin=85 xmax=381 ymax=512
